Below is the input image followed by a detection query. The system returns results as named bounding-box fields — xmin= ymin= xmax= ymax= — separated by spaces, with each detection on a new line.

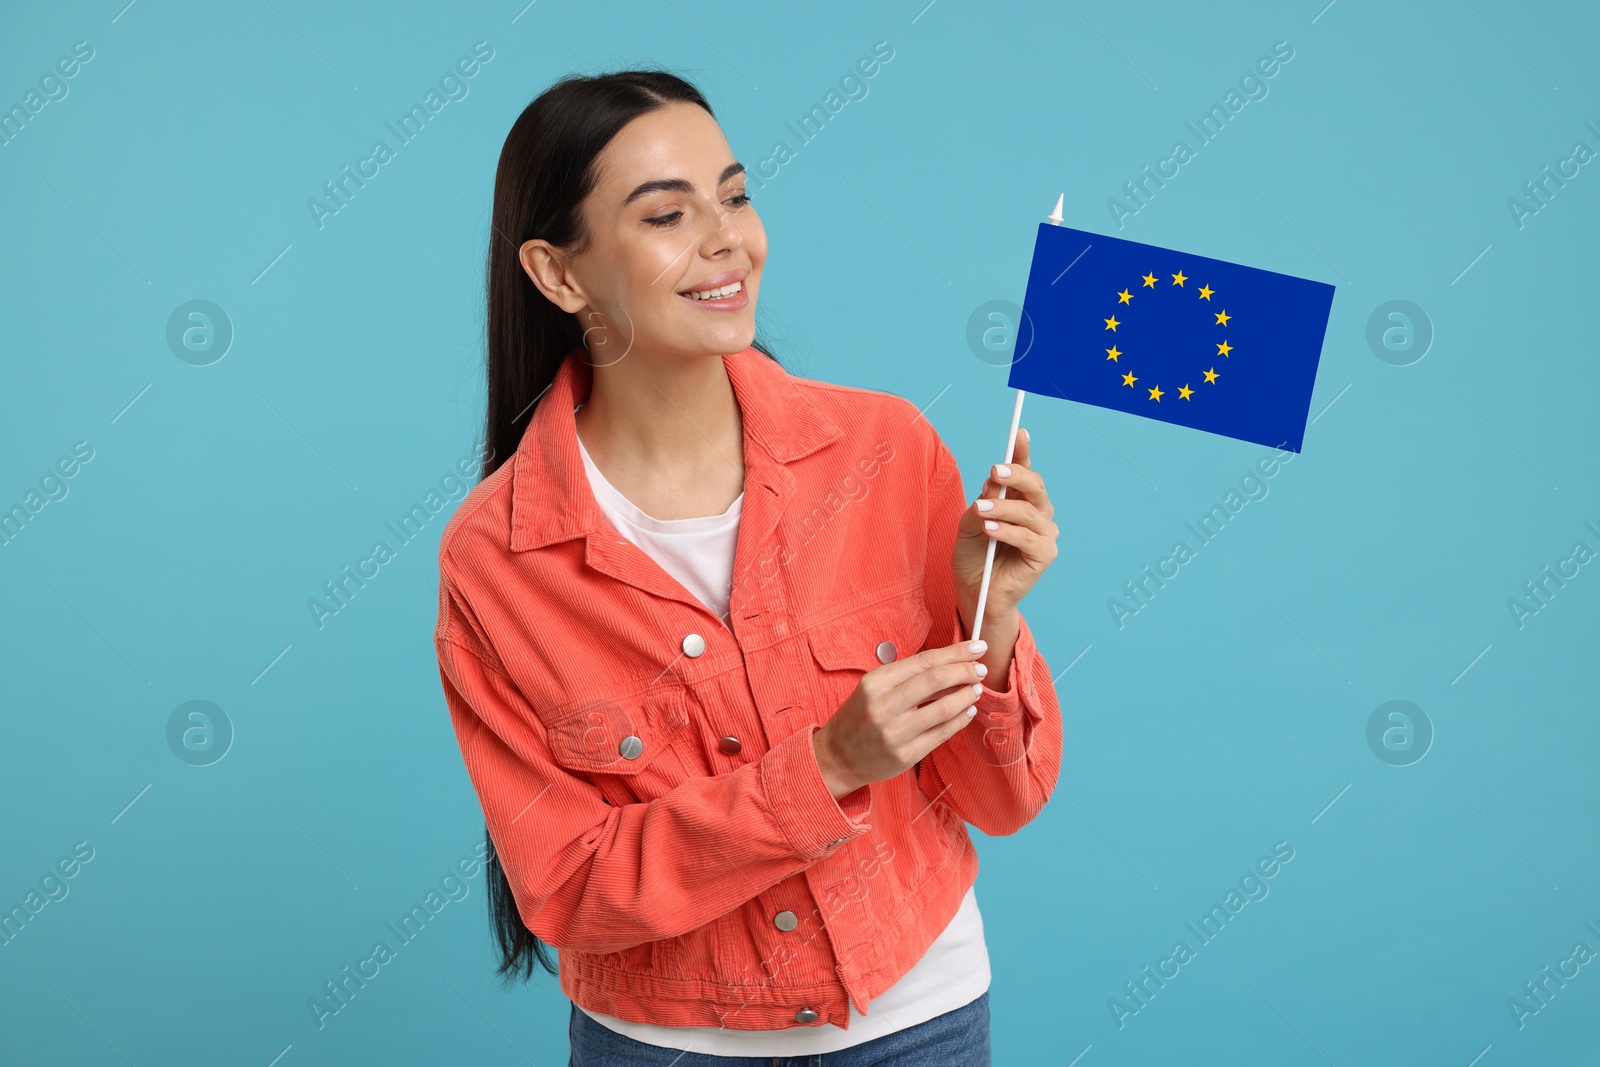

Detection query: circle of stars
xmin=1102 ymin=268 xmax=1234 ymax=403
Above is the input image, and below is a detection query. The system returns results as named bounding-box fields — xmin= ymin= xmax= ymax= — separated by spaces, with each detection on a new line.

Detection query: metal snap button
xmin=619 ymin=735 xmax=643 ymax=760
xmin=717 ymin=735 xmax=742 ymax=755
xmin=875 ymin=640 xmax=897 ymax=664
xmin=829 ymin=836 xmax=849 ymax=847
xmin=774 ymin=909 xmax=798 ymax=931
xmin=682 ymin=633 xmax=706 ymax=658
xmin=794 ymin=1008 xmax=819 ymax=1023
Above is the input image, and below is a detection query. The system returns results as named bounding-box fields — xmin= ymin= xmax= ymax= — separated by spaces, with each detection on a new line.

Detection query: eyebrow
xmin=622 ymin=162 xmax=746 ymax=207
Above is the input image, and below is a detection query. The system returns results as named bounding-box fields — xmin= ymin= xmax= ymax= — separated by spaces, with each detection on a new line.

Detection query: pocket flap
xmin=807 ymin=593 xmax=933 ymax=673
xmin=543 ymin=686 xmax=690 ymax=775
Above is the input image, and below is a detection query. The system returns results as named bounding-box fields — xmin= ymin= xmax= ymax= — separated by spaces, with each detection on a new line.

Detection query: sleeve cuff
xmin=959 ymin=607 xmax=1048 ymax=766
xmin=760 ymin=724 xmax=873 ymax=860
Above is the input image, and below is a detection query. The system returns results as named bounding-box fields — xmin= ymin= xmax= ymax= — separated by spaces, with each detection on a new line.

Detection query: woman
xmin=434 ymin=68 xmax=1063 ymax=1065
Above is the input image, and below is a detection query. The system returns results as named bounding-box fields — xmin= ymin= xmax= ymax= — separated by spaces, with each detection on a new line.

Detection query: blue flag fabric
xmin=1007 ymin=224 xmax=1335 ymax=452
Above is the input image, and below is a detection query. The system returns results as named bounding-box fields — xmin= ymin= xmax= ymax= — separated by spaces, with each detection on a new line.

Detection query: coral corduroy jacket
xmin=433 ymin=345 xmax=1062 ymax=1030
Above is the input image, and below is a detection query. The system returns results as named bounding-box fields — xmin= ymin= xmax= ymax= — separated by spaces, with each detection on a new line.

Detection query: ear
xmin=519 ymin=239 xmax=588 ymax=314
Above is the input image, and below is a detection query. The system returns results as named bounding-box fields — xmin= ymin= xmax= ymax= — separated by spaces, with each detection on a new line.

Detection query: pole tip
xmin=1047 ymin=193 xmax=1064 ymax=225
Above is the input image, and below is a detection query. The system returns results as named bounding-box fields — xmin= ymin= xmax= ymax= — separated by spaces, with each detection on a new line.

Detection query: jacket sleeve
xmin=436 ymin=580 xmax=875 ymax=955
xmin=915 ymin=433 xmax=1064 ymax=837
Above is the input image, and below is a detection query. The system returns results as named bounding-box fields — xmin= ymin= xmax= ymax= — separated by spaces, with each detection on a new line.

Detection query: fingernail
xmin=995 ymin=464 xmax=1011 ymax=478
xmin=984 ymin=519 xmax=999 ymax=531
xmin=971 ymin=682 xmax=984 ymax=696
xmin=975 ymin=499 xmax=995 ymax=513
xmin=965 ymin=706 xmax=977 ymax=718
xmin=974 ymin=663 xmax=988 ymax=678
xmin=968 ymin=640 xmax=987 ymax=653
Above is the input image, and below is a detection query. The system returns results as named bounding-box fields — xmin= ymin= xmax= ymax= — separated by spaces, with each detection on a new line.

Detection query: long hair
xmin=476 ymin=67 xmax=778 ymax=984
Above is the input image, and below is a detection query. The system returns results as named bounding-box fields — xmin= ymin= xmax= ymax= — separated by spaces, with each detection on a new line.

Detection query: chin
xmin=681 ymin=319 xmax=757 ymax=356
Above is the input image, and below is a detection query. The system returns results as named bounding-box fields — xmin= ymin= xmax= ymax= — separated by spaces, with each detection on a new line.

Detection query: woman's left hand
xmin=951 ymin=427 xmax=1058 ymax=624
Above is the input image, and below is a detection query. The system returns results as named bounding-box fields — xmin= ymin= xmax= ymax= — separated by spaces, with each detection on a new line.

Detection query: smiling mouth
xmin=680 ymin=280 xmax=744 ymax=301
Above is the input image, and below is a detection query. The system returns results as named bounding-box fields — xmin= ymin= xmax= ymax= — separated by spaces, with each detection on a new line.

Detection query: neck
xmin=575 ymin=348 xmax=744 ymax=482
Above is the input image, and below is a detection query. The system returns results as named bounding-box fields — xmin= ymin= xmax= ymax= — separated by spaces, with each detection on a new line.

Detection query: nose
xmin=697 ymin=200 xmax=744 ymax=256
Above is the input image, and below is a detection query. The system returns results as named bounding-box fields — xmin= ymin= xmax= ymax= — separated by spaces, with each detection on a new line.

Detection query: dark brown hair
xmin=475 ymin=67 xmax=778 ymax=984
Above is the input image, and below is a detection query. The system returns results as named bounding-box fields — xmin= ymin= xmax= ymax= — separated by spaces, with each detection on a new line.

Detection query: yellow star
xmin=1105 ymin=345 xmax=1121 ymax=361
xmin=1203 ymin=367 xmax=1219 ymax=383
xmin=1216 ymin=340 xmax=1232 ymax=357
xmin=1141 ymin=272 xmax=1158 ymax=288
xmin=1121 ymin=371 xmax=1138 ymax=387
xmin=1171 ymin=270 xmax=1187 ymax=286
xmin=1104 ymin=315 xmax=1120 ymax=331
xmin=1197 ymin=284 xmax=1214 ymax=300
xmin=1117 ymin=288 xmax=1134 ymax=305
xmin=1214 ymin=309 xmax=1230 ymax=326
xmin=1148 ymin=384 xmax=1164 ymax=402
xmin=1178 ymin=384 xmax=1194 ymax=400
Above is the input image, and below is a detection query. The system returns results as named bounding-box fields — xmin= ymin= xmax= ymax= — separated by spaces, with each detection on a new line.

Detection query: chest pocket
xmin=542 ymin=686 xmax=692 ymax=798
xmin=805 ymin=591 xmax=934 ymax=713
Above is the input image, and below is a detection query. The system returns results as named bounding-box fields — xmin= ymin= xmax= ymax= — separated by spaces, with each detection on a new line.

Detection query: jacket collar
xmin=508 ymin=344 xmax=843 ymax=553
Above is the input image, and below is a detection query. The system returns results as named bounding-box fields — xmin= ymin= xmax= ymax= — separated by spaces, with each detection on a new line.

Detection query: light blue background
xmin=2 ymin=1 xmax=1596 ymax=1064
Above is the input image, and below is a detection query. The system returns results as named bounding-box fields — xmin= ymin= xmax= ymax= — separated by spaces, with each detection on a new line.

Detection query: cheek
xmin=628 ymin=246 xmax=691 ymax=305
xmin=744 ymin=216 xmax=769 ymax=266
xmin=742 ymin=223 xmax=768 ymax=301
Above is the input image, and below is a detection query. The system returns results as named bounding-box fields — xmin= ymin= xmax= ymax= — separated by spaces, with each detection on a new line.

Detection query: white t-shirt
xmin=570 ymin=407 xmax=991 ymax=1055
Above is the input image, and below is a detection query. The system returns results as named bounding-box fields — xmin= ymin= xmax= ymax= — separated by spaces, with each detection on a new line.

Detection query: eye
xmin=643 ymin=192 xmax=753 ymax=228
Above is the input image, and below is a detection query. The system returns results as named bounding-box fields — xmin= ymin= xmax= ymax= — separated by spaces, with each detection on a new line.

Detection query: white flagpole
xmin=970 ymin=193 xmax=1063 ymax=644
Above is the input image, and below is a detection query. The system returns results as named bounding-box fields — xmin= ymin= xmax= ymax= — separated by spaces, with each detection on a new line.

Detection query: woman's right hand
xmin=811 ymin=639 xmax=990 ymax=799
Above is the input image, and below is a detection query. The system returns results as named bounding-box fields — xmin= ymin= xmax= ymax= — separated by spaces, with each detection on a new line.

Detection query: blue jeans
xmin=568 ymin=990 xmax=991 ymax=1067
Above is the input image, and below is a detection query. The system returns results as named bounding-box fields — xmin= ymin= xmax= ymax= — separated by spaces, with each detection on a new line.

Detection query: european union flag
xmin=1008 ymin=224 xmax=1335 ymax=452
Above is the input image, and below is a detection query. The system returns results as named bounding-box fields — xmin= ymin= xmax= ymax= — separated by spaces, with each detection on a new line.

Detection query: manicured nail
xmin=984 ymin=519 xmax=999 ymax=531
xmin=965 ymin=706 xmax=977 ymax=718
xmin=975 ymin=499 xmax=995 ymax=513
xmin=971 ymin=682 xmax=984 ymax=696
xmin=968 ymin=640 xmax=987 ymax=653
xmin=974 ymin=663 xmax=988 ymax=678
xmin=995 ymin=464 xmax=1012 ymax=478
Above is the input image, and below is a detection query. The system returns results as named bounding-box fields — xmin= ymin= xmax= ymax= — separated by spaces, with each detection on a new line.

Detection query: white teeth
xmin=684 ymin=280 xmax=742 ymax=300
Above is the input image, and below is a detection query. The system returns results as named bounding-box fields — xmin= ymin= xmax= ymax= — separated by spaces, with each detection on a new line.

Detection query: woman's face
xmin=522 ymin=101 xmax=766 ymax=365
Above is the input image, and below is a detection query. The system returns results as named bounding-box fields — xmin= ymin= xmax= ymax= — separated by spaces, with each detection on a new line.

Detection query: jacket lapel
xmin=507 ymin=345 xmax=843 ymax=626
